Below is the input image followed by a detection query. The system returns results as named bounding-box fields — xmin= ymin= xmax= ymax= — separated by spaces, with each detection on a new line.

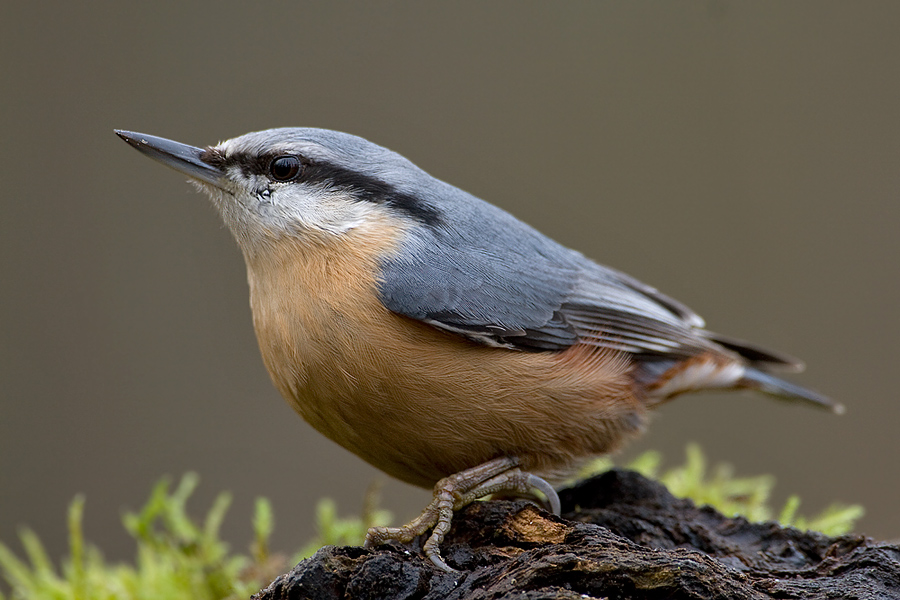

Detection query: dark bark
xmin=254 ymin=469 xmax=900 ymax=600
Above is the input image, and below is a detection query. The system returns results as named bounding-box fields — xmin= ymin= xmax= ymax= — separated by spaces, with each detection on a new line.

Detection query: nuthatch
xmin=116 ymin=127 xmax=842 ymax=572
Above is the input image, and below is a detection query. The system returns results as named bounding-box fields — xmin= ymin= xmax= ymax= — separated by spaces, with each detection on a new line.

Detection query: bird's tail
xmin=739 ymin=367 xmax=844 ymax=414
xmin=638 ymin=354 xmax=844 ymax=414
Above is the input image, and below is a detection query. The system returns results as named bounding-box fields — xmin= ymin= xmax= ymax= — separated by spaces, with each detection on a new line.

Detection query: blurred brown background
xmin=2 ymin=2 xmax=898 ymax=563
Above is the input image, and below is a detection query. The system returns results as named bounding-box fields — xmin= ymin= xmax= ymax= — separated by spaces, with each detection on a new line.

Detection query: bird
xmin=115 ymin=127 xmax=842 ymax=572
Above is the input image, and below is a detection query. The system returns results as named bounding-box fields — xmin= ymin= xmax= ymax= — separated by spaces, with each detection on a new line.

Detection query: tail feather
xmin=740 ymin=368 xmax=844 ymax=414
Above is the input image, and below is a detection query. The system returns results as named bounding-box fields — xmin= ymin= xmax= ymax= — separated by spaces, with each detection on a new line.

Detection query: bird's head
xmin=115 ymin=128 xmax=442 ymax=255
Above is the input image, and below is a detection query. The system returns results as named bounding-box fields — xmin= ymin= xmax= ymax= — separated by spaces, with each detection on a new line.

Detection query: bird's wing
xmin=376 ymin=202 xmax=716 ymax=357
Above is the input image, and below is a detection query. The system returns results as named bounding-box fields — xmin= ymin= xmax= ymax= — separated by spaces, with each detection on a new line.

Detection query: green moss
xmin=0 ymin=475 xmax=273 ymax=600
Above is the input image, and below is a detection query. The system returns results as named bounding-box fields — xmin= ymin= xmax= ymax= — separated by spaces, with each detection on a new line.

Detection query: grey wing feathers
xmin=378 ymin=221 xmax=581 ymax=350
xmin=376 ymin=183 xmax=718 ymax=358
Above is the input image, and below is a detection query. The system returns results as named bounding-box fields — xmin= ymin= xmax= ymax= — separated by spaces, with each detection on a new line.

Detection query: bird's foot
xmin=364 ymin=456 xmax=560 ymax=573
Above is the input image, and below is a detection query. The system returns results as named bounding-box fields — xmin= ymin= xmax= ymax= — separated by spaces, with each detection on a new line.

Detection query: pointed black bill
xmin=115 ymin=130 xmax=225 ymax=188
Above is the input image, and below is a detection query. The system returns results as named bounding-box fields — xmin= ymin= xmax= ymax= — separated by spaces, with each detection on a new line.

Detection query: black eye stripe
xmin=216 ymin=152 xmax=441 ymax=227
xmin=300 ymin=161 xmax=441 ymax=227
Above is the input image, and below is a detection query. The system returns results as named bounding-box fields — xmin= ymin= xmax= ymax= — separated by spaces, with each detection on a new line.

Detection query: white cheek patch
xmin=270 ymin=184 xmax=390 ymax=235
xmin=649 ymin=361 xmax=746 ymax=400
xmin=196 ymin=164 xmax=397 ymax=246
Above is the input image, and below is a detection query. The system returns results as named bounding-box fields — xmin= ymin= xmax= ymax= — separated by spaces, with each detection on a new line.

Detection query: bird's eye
xmin=269 ymin=155 xmax=302 ymax=181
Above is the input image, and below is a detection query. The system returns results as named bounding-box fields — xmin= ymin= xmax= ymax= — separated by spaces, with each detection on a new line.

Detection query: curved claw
xmin=525 ymin=473 xmax=561 ymax=514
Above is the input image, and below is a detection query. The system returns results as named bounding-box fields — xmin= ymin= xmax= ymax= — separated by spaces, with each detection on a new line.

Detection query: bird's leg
xmin=364 ymin=458 xmax=520 ymax=555
xmin=365 ymin=456 xmax=560 ymax=572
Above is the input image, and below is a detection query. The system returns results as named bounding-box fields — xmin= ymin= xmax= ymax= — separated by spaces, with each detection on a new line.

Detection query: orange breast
xmin=242 ymin=221 xmax=646 ymax=488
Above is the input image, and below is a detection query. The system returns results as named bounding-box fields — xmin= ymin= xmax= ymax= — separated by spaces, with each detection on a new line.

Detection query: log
xmin=254 ymin=469 xmax=900 ymax=600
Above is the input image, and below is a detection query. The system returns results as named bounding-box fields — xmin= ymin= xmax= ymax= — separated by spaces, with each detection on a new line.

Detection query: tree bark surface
xmin=254 ymin=469 xmax=900 ymax=600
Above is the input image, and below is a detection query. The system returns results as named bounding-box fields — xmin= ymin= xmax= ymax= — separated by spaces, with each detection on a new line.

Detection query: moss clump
xmin=0 ymin=475 xmax=275 ymax=600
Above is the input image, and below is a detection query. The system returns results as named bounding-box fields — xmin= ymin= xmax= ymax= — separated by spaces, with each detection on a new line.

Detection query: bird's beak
xmin=115 ymin=130 xmax=226 ymax=189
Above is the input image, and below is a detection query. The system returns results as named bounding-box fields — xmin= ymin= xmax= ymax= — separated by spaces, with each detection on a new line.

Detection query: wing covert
xmin=377 ymin=226 xmax=581 ymax=350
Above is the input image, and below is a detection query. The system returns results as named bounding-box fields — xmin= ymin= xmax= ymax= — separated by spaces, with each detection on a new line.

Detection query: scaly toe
xmin=363 ymin=457 xmax=557 ymax=573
